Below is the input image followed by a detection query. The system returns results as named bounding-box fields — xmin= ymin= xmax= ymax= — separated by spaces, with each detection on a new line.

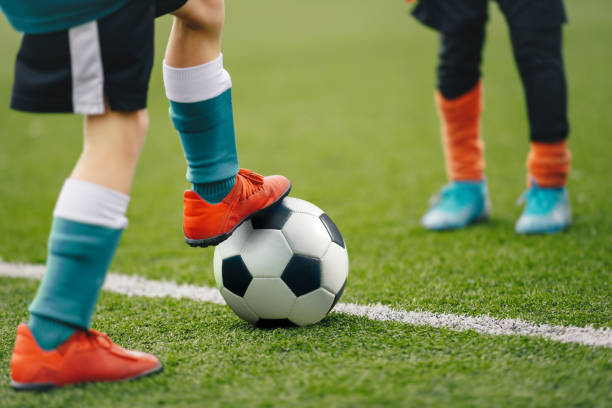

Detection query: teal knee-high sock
xmin=164 ymin=55 xmax=239 ymax=204
xmin=28 ymin=217 xmax=123 ymax=350
xmin=170 ymin=90 xmax=238 ymax=203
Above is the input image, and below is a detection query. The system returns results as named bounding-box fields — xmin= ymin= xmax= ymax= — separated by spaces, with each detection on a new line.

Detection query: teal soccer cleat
xmin=421 ymin=181 xmax=490 ymax=231
xmin=515 ymin=183 xmax=571 ymax=234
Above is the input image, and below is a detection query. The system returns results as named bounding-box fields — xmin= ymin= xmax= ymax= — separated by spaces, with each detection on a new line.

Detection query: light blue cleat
xmin=421 ymin=181 xmax=490 ymax=231
xmin=515 ymin=183 xmax=571 ymax=234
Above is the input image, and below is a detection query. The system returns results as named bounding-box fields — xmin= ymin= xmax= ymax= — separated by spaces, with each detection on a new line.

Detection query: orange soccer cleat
xmin=184 ymin=168 xmax=291 ymax=247
xmin=10 ymin=324 xmax=162 ymax=391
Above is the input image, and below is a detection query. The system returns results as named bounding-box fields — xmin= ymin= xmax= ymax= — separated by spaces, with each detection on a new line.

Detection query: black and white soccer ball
xmin=213 ymin=197 xmax=348 ymax=326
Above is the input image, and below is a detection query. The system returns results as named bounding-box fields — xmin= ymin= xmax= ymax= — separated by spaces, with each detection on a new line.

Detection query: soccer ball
xmin=213 ymin=197 xmax=348 ymax=326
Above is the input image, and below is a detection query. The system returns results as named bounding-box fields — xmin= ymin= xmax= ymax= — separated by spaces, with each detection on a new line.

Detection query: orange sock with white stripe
xmin=527 ymin=140 xmax=571 ymax=187
xmin=436 ymin=82 xmax=485 ymax=182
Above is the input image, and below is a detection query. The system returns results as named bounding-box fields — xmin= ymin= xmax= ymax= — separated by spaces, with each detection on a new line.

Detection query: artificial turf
xmin=1 ymin=0 xmax=611 ymax=406
xmin=1 ymin=280 xmax=611 ymax=408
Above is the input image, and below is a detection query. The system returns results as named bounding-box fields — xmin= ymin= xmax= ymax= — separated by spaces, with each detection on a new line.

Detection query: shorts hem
xmin=107 ymin=92 xmax=148 ymax=112
xmin=155 ymin=0 xmax=189 ymax=17
xmin=11 ymin=95 xmax=72 ymax=113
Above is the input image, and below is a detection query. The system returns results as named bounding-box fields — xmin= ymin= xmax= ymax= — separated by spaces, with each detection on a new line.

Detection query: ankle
xmin=527 ymin=140 xmax=571 ymax=188
xmin=28 ymin=314 xmax=75 ymax=351
xmin=193 ymin=176 xmax=236 ymax=203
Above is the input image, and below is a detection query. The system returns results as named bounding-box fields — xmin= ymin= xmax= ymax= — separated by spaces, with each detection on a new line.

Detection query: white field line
xmin=1 ymin=260 xmax=611 ymax=348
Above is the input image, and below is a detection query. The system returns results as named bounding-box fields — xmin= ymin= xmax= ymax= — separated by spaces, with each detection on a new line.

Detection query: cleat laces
xmin=237 ymin=169 xmax=264 ymax=200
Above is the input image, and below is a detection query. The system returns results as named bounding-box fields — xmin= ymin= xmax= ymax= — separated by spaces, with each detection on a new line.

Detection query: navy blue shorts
xmin=412 ymin=0 xmax=567 ymax=33
xmin=10 ymin=0 xmax=187 ymax=114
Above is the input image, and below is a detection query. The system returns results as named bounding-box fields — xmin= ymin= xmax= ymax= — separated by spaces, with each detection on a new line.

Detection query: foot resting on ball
xmin=421 ymin=180 xmax=490 ymax=231
xmin=515 ymin=182 xmax=571 ymax=234
xmin=10 ymin=324 xmax=161 ymax=391
xmin=184 ymin=169 xmax=291 ymax=247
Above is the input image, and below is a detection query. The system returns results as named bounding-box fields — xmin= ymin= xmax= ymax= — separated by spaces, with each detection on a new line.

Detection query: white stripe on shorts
xmin=68 ymin=21 xmax=105 ymax=115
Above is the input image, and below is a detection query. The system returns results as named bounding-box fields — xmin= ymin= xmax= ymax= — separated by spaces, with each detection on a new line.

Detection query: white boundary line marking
xmin=1 ymin=260 xmax=610 ymax=348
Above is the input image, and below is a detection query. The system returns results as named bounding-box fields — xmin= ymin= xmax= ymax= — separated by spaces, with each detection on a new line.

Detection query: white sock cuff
xmin=163 ymin=53 xmax=232 ymax=103
xmin=53 ymin=179 xmax=130 ymax=229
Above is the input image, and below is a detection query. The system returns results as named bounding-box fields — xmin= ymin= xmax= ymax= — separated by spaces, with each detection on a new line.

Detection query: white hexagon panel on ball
xmin=220 ymin=287 xmax=259 ymax=323
xmin=243 ymin=278 xmax=297 ymax=319
xmin=288 ymin=287 xmax=335 ymax=326
xmin=282 ymin=213 xmax=331 ymax=258
xmin=320 ymin=242 xmax=349 ymax=295
xmin=240 ymin=229 xmax=293 ymax=278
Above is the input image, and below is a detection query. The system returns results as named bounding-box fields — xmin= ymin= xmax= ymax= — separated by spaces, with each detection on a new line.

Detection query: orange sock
xmin=436 ymin=82 xmax=484 ymax=181
xmin=527 ymin=140 xmax=571 ymax=187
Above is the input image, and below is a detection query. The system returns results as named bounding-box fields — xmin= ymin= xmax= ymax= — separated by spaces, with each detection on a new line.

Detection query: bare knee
xmin=174 ymin=0 xmax=225 ymax=34
xmin=76 ymin=109 xmax=148 ymax=194
xmin=124 ymin=109 xmax=149 ymax=158
xmin=84 ymin=108 xmax=149 ymax=163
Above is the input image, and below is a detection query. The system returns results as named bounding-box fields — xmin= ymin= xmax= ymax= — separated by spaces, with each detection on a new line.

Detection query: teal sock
xmin=28 ymin=217 xmax=123 ymax=351
xmin=169 ymin=89 xmax=239 ymax=195
xmin=28 ymin=314 xmax=76 ymax=351
xmin=193 ymin=176 xmax=235 ymax=204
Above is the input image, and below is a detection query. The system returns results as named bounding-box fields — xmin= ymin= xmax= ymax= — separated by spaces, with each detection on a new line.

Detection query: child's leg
xmin=13 ymin=108 xmax=160 ymax=390
xmin=28 ymin=108 xmax=147 ymax=350
xmin=9 ymin=1 xmax=164 ymax=389
xmin=165 ymin=0 xmax=224 ymax=67
xmin=508 ymin=26 xmax=571 ymax=186
xmin=162 ymin=0 xmax=291 ymax=247
xmin=164 ymin=0 xmax=238 ymax=203
xmin=73 ymin=108 xmax=148 ymax=194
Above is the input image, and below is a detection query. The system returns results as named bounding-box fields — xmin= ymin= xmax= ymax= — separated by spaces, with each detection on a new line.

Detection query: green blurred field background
xmin=1 ymin=1 xmax=611 ymax=407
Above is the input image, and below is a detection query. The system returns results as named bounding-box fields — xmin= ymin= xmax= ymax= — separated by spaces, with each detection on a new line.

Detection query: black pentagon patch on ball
xmin=251 ymin=202 xmax=292 ymax=230
xmin=222 ymin=255 xmax=252 ymax=297
xmin=281 ymin=254 xmax=321 ymax=297
xmin=319 ymin=213 xmax=345 ymax=248
xmin=256 ymin=319 xmax=296 ymax=329
xmin=328 ymin=279 xmax=346 ymax=313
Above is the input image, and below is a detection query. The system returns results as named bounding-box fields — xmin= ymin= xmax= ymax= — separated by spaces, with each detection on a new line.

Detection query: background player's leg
xmin=422 ymin=23 xmax=489 ymax=231
xmin=437 ymin=24 xmax=486 ymax=182
xmin=164 ymin=0 xmax=238 ymax=204
xmin=509 ymin=26 xmax=571 ymax=233
xmin=509 ymin=26 xmax=571 ymax=186
xmin=28 ymin=108 xmax=148 ymax=350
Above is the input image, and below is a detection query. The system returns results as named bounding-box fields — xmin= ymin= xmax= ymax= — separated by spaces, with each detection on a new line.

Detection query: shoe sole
xmin=185 ymin=183 xmax=292 ymax=248
xmin=515 ymin=223 xmax=571 ymax=235
xmin=10 ymin=363 xmax=163 ymax=391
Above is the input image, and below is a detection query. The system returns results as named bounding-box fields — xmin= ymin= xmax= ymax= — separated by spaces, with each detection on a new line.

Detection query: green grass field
xmin=1 ymin=1 xmax=611 ymax=407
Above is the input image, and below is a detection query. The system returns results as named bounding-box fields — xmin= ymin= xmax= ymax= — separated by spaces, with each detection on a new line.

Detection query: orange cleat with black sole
xmin=184 ymin=169 xmax=291 ymax=247
xmin=10 ymin=324 xmax=162 ymax=391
